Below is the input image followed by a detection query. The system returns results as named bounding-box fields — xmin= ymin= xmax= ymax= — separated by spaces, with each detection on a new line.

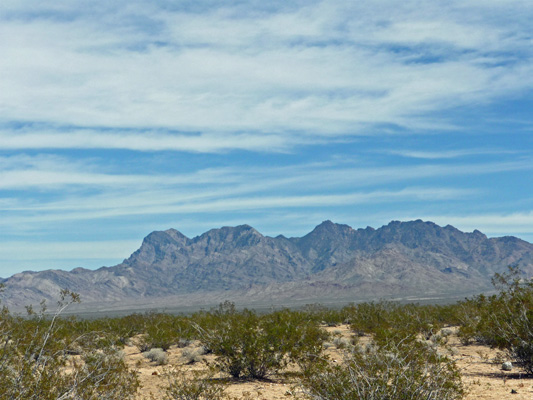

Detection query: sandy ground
xmin=445 ymin=330 xmax=532 ymax=399
xmin=124 ymin=324 xmax=533 ymax=399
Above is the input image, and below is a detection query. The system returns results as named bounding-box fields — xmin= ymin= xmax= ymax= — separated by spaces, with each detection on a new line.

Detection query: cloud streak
xmin=1 ymin=152 xmax=530 ymax=192
xmin=1 ymin=0 xmax=532 ymax=145
xmin=0 ymin=187 xmax=473 ymax=230
xmin=0 ymin=131 xmax=297 ymax=153
xmin=382 ymin=149 xmax=520 ymax=160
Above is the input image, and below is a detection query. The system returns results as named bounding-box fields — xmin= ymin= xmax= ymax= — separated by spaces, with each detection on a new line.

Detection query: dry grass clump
xmin=144 ymin=348 xmax=169 ymax=365
xmin=162 ymin=371 xmax=226 ymax=400
xmin=333 ymin=336 xmax=352 ymax=349
xmin=181 ymin=347 xmax=204 ymax=364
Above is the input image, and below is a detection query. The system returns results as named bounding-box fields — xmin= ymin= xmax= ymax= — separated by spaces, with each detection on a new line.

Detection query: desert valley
xmin=2 ymin=220 xmax=533 ymax=399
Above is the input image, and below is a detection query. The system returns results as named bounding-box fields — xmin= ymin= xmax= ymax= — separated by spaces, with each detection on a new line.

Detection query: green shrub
xmin=88 ymin=314 xmax=146 ymax=346
xmin=301 ymin=303 xmax=344 ymax=326
xmin=343 ymin=301 xmax=453 ymax=346
xmin=262 ymin=309 xmax=329 ymax=372
xmin=137 ymin=312 xmax=191 ymax=352
xmin=458 ymin=266 xmax=533 ymax=373
xmin=194 ymin=302 xmax=327 ymax=379
xmin=301 ymin=336 xmax=464 ymax=400
xmin=72 ymin=346 xmax=139 ymax=399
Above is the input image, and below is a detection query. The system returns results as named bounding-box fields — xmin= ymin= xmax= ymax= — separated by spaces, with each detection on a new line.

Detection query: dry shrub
xmin=0 ymin=289 xmax=139 ymax=400
xmin=144 ymin=348 xmax=168 ymax=365
xmin=163 ymin=371 xmax=225 ymax=400
xmin=181 ymin=348 xmax=203 ymax=364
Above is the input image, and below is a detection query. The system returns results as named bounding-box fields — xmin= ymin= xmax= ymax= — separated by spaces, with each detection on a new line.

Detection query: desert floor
xmin=124 ymin=324 xmax=533 ymax=399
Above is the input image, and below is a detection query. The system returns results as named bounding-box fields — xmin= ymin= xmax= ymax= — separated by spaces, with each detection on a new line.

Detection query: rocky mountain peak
xmin=304 ymin=220 xmax=354 ymax=240
xmin=472 ymin=229 xmax=487 ymax=239
xmin=198 ymin=224 xmax=263 ymax=244
xmin=2 ymin=220 xmax=533 ymax=312
xmin=124 ymin=229 xmax=189 ymax=266
xmin=164 ymin=228 xmax=190 ymax=241
xmin=143 ymin=229 xmax=189 ymax=246
xmin=374 ymin=219 xmax=456 ymax=248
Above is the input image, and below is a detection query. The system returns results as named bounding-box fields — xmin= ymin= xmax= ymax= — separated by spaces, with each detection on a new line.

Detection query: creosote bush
xmin=194 ymin=301 xmax=328 ymax=379
xmin=301 ymin=336 xmax=464 ymax=400
xmin=457 ymin=266 xmax=533 ymax=373
xmin=137 ymin=312 xmax=192 ymax=352
xmin=344 ymin=301 xmax=454 ymax=344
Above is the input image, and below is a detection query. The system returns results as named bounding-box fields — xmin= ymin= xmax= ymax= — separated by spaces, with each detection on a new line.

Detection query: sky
xmin=0 ymin=0 xmax=532 ymax=277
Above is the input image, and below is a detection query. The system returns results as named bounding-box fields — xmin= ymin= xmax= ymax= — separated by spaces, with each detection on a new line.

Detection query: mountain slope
xmin=2 ymin=220 xmax=533 ymax=311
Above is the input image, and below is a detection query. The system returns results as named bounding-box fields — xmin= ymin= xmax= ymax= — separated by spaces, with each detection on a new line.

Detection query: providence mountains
xmin=2 ymin=220 xmax=533 ymax=312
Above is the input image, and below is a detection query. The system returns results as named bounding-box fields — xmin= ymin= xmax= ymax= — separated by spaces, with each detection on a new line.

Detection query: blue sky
xmin=0 ymin=0 xmax=532 ymax=277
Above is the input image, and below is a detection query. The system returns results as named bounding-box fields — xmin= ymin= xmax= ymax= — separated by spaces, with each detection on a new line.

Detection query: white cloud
xmin=1 ymin=150 xmax=529 ymax=194
xmin=0 ymin=154 xmax=244 ymax=190
xmin=383 ymin=149 xmax=519 ymax=159
xmin=0 ymin=187 xmax=474 ymax=228
xmin=0 ymin=131 xmax=296 ymax=153
xmin=0 ymin=1 xmax=532 ymax=145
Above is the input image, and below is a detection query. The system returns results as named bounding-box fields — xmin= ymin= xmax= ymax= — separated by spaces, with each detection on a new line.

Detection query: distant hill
xmin=2 ymin=220 xmax=533 ymax=312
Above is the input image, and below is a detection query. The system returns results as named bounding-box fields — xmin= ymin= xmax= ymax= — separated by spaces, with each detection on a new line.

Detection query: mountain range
xmin=2 ymin=220 xmax=533 ymax=313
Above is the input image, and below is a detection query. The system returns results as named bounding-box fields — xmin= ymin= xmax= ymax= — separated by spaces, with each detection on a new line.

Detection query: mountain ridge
xmin=2 ymin=220 xmax=533 ymax=311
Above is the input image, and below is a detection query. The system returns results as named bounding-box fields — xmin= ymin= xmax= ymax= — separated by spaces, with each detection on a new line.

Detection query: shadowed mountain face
xmin=2 ymin=220 xmax=533 ymax=311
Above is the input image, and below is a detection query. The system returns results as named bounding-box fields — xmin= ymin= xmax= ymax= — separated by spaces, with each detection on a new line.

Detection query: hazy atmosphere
xmin=1 ymin=0 xmax=532 ymax=276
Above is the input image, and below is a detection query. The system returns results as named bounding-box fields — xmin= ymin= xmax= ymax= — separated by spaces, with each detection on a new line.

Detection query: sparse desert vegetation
xmin=1 ymin=268 xmax=533 ymax=399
